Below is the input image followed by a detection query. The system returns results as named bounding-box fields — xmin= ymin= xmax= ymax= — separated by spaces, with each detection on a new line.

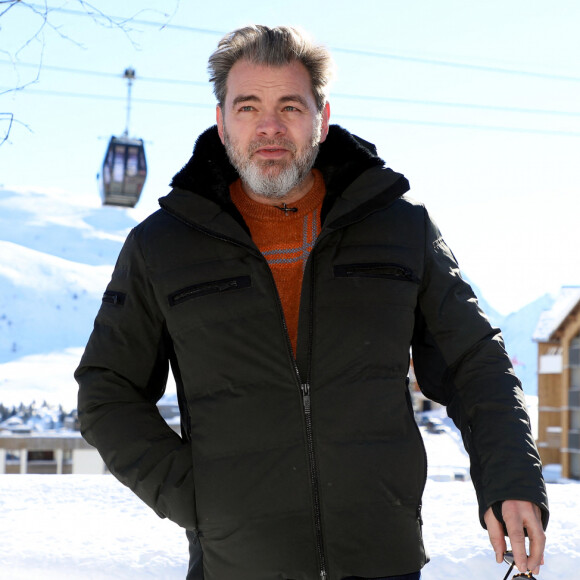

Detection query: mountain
xmin=464 ymin=277 xmax=504 ymax=329
xmin=0 ymin=186 xmax=553 ymax=407
xmin=466 ymin=277 xmax=555 ymax=395
xmin=0 ymin=187 xmax=138 ymax=408
xmin=0 ymin=188 xmax=137 ymax=360
xmin=498 ymin=293 xmax=555 ymax=395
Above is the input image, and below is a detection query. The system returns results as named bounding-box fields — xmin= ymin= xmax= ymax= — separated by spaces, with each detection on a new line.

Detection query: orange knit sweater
xmin=230 ymin=169 xmax=326 ymax=355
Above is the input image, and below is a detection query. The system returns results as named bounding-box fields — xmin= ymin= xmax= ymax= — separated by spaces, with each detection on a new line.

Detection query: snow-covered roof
xmin=533 ymin=286 xmax=580 ymax=342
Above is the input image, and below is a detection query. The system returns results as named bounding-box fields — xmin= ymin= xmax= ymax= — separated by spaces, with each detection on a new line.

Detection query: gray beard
xmin=223 ymin=132 xmax=320 ymax=200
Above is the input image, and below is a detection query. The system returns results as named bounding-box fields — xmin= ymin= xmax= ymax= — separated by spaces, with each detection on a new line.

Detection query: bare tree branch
xmin=19 ymin=1 xmax=86 ymax=52
xmin=0 ymin=0 xmax=180 ymax=145
xmin=0 ymin=112 xmax=33 ymax=146
xmin=0 ymin=113 xmax=14 ymax=145
xmin=0 ymin=113 xmax=12 ymax=145
xmin=0 ymin=1 xmax=21 ymax=20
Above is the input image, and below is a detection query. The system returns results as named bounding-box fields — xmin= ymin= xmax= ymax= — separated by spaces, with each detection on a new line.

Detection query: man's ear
xmin=319 ymin=102 xmax=331 ymax=143
xmin=216 ymin=105 xmax=225 ymax=144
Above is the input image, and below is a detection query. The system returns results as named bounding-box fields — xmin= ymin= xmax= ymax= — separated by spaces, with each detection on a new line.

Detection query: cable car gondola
xmin=101 ymin=135 xmax=147 ymax=207
xmin=100 ymin=68 xmax=147 ymax=208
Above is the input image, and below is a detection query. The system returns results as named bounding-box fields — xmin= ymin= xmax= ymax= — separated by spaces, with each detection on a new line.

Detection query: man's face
xmin=217 ymin=59 xmax=330 ymax=202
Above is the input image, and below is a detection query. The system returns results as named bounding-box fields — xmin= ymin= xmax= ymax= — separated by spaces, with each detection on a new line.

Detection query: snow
xmin=0 ymin=429 xmax=577 ymax=579
xmin=0 ymin=348 xmax=85 ymax=409
xmin=0 ymin=188 xmax=133 ymax=366
xmin=532 ymin=286 xmax=580 ymax=342
xmin=0 ymin=475 xmax=189 ymax=579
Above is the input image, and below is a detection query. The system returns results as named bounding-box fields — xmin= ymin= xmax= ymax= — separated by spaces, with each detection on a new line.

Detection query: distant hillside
xmin=0 ymin=188 xmax=137 ymax=363
xmin=498 ymin=294 xmax=554 ymax=394
xmin=0 ymin=187 xmax=552 ymax=406
xmin=466 ymin=276 xmax=554 ymax=394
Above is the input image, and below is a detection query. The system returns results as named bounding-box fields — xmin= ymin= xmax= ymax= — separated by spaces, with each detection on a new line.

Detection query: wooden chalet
xmin=533 ymin=286 xmax=580 ymax=480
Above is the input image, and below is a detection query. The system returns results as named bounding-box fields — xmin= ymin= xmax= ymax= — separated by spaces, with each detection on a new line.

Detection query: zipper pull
xmin=320 ymin=570 xmax=327 ymax=579
xmin=219 ymin=279 xmax=239 ymax=291
xmin=301 ymin=383 xmax=311 ymax=413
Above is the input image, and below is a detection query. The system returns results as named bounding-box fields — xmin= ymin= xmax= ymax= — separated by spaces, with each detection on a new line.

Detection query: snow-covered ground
xmin=1 ymin=427 xmax=577 ymax=579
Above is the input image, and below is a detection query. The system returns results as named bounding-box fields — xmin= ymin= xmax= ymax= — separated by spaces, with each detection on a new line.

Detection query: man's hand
xmin=484 ymin=500 xmax=545 ymax=574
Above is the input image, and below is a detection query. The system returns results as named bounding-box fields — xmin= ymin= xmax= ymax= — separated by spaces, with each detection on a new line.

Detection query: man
xmin=76 ymin=25 xmax=548 ymax=580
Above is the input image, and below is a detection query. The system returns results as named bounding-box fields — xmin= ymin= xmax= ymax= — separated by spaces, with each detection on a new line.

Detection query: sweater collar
xmin=229 ymin=169 xmax=326 ymax=222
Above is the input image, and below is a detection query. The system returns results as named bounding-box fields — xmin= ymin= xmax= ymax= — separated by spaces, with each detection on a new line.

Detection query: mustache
xmin=248 ymin=139 xmax=297 ymax=156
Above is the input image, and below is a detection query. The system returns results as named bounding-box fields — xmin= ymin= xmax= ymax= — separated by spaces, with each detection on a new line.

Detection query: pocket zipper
xmin=168 ymin=275 xmax=251 ymax=307
xmin=334 ymin=262 xmax=419 ymax=283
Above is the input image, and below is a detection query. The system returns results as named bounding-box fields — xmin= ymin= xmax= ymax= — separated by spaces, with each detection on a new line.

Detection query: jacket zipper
xmin=262 ymin=246 xmax=327 ymax=579
xmin=267 ymin=263 xmax=327 ymax=579
xmin=162 ymin=210 xmax=328 ymax=578
xmin=405 ymin=382 xmax=428 ymax=533
xmin=301 ymin=382 xmax=327 ymax=580
xmin=303 ymin=249 xmax=328 ymax=580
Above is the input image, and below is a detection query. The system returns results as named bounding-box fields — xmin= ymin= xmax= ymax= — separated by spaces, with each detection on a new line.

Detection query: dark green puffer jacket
xmin=76 ymin=125 xmax=548 ymax=580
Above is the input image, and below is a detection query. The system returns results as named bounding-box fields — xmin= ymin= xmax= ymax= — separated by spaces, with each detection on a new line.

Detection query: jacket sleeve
xmin=411 ymin=207 xmax=549 ymax=530
xmin=75 ymin=228 xmax=196 ymax=530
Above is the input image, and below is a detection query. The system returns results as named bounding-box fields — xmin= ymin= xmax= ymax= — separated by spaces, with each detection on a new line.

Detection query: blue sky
xmin=2 ymin=0 xmax=580 ymax=315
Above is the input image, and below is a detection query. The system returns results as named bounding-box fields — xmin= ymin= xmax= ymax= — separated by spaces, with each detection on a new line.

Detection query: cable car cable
xmin=5 ymin=83 xmax=580 ymax=121
xmin=0 ymin=85 xmax=215 ymax=108
xmin=3 ymin=85 xmax=578 ymax=138
xmin=22 ymin=4 xmax=580 ymax=83
xmin=24 ymin=3 xmax=225 ymax=35
xmin=2 ymin=61 xmax=580 ymax=120
xmin=0 ymin=59 xmax=210 ymax=87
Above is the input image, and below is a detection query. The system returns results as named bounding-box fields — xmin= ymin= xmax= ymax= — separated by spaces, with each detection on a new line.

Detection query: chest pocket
xmin=332 ymin=261 xmax=420 ymax=314
xmin=168 ymin=275 xmax=252 ymax=307
xmin=164 ymin=274 xmax=257 ymax=342
xmin=334 ymin=262 xmax=420 ymax=284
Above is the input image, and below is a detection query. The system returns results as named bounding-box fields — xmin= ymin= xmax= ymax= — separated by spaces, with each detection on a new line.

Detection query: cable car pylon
xmin=123 ymin=67 xmax=135 ymax=138
xmin=100 ymin=67 xmax=147 ymax=208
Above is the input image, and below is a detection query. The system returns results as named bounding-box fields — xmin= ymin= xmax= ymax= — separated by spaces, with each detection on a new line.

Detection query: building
xmin=0 ymin=431 xmax=105 ymax=474
xmin=533 ymin=286 xmax=580 ymax=480
xmin=0 ymin=398 xmax=182 ymax=475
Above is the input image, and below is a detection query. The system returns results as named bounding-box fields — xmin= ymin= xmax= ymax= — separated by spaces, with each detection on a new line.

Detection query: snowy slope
xmin=500 ymin=294 xmax=555 ymax=395
xmin=0 ymin=187 xmax=139 ymax=407
xmin=0 ymin=240 xmax=113 ymax=359
xmin=0 ymin=186 xmax=554 ymax=406
xmin=0 ymin=188 xmax=137 ymax=360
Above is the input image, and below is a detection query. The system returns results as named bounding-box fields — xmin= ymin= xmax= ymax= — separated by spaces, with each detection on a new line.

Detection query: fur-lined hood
xmin=162 ymin=124 xmax=409 ymax=230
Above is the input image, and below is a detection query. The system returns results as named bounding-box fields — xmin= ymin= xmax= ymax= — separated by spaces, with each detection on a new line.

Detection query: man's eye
xmin=283 ymin=106 xmax=299 ymax=112
xmin=239 ymin=106 xmax=254 ymax=112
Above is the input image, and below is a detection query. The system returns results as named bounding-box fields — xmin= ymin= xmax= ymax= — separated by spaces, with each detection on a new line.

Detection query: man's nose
xmin=256 ymin=112 xmax=286 ymax=137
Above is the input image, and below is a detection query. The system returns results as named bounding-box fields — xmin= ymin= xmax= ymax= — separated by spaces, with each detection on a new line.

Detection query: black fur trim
xmin=169 ymin=125 xmax=385 ymax=211
xmin=170 ymin=126 xmax=238 ymax=208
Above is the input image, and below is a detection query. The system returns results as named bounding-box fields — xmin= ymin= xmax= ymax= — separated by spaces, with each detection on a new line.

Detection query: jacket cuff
xmin=490 ymin=500 xmax=549 ymax=536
